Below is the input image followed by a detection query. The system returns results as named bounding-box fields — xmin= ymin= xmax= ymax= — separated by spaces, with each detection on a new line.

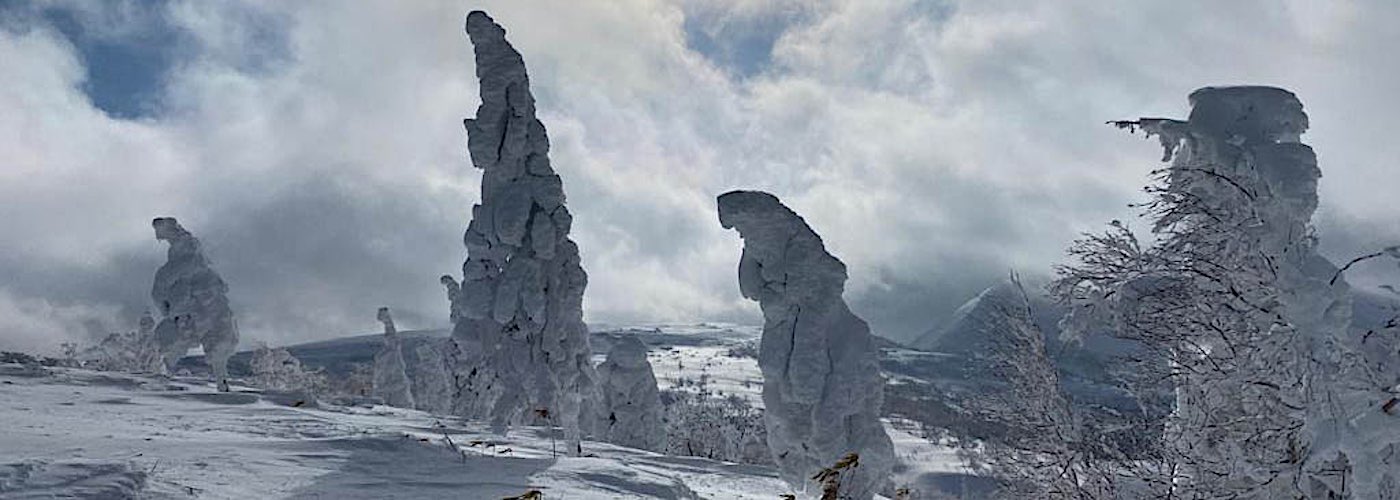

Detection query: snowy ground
xmin=2 ymin=322 xmax=989 ymax=498
xmin=0 ymin=363 xmax=788 ymax=499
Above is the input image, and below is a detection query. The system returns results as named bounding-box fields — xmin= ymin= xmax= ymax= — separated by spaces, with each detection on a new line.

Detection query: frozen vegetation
xmin=595 ymin=335 xmax=668 ymax=452
xmin=247 ymin=343 xmax=324 ymax=395
xmin=372 ymin=307 xmax=415 ymax=409
xmin=1049 ymin=86 xmax=1399 ymax=498
xmin=718 ymin=190 xmax=896 ymax=500
xmin=150 ymin=217 xmax=239 ymax=392
xmin=6 ymin=6 xmax=1400 ymax=500
xmin=438 ymin=10 xmax=598 ymax=456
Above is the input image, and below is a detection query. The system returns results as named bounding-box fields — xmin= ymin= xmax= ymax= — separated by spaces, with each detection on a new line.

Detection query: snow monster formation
xmin=372 ymin=307 xmax=415 ymax=409
xmin=1124 ymin=87 xmax=1395 ymax=498
xmin=595 ymin=336 xmax=667 ymax=452
xmin=441 ymin=11 xmax=597 ymax=455
xmin=150 ymin=217 xmax=239 ymax=391
xmin=717 ymin=191 xmax=894 ymax=499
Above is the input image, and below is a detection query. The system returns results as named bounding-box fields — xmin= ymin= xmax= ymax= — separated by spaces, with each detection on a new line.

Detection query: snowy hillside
xmin=3 ymin=323 xmax=988 ymax=499
xmin=0 ymin=363 xmax=788 ymax=499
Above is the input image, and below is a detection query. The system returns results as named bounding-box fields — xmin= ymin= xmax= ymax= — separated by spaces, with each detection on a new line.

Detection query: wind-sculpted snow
xmin=595 ymin=336 xmax=667 ymax=452
xmin=372 ymin=307 xmax=415 ymax=409
xmin=440 ymin=10 xmax=597 ymax=455
xmin=150 ymin=217 xmax=238 ymax=392
xmin=717 ymin=190 xmax=894 ymax=499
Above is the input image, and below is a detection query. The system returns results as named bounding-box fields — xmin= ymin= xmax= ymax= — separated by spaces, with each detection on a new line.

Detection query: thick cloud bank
xmin=2 ymin=1 xmax=1398 ymax=353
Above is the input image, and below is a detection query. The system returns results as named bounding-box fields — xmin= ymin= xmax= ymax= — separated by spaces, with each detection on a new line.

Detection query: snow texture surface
xmin=0 ymin=364 xmax=793 ymax=499
xmin=717 ymin=190 xmax=895 ymax=499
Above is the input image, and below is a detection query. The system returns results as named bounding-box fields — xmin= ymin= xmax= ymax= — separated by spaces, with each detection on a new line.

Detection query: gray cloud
xmin=1 ymin=0 xmax=1397 ymax=353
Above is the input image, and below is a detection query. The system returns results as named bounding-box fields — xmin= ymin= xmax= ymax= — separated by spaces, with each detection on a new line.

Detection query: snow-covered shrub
xmin=371 ymin=307 xmax=414 ymax=409
xmin=74 ymin=312 xmax=163 ymax=373
xmin=661 ymin=390 xmax=769 ymax=465
xmin=247 ymin=344 xmax=326 ymax=394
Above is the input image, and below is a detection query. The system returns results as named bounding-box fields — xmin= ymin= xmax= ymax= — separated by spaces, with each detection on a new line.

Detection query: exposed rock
xmin=372 ymin=307 xmax=415 ymax=409
xmin=150 ymin=217 xmax=238 ymax=391
xmin=717 ymin=190 xmax=894 ymax=499
xmin=595 ymin=336 xmax=666 ymax=452
xmin=441 ymin=10 xmax=597 ymax=455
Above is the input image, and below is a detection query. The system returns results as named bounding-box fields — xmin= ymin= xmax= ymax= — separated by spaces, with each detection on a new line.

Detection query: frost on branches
xmin=1057 ymin=87 xmax=1396 ymax=498
xmin=372 ymin=307 xmax=415 ymax=409
xmin=150 ymin=217 xmax=239 ymax=392
xmin=594 ymin=336 xmax=667 ymax=452
xmin=717 ymin=190 xmax=894 ymax=500
xmin=440 ymin=11 xmax=597 ymax=455
xmin=961 ymin=274 xmax=1119 ymax=498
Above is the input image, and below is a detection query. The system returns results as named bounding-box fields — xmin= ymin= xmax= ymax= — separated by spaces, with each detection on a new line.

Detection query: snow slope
xmin=5 ymin=322 xmax=993 ymax=498
xmin=0 ymin=363 xmax=787 ymax=499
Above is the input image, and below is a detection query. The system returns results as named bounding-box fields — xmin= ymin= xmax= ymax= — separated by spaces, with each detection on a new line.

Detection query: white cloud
xmin=1 ymin=0 xmax=1396 ymax=353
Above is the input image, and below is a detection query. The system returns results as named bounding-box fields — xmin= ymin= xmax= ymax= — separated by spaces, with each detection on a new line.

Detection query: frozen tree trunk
xmin=150 ymin=217 xmax=238 ymax=392
xmin=441 ymin=10 xmax=597 ymax=455
xmin=717 ymin=190 xmax=894 ymax=500
xmin=372 ymin=307 xmax=415 ymax=409
xmin=595 ymin=336 xmax=667 ymax=452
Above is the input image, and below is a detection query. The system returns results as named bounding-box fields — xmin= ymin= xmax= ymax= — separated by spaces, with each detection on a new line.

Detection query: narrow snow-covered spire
xmin=444 ymin=10 xmax=597 ymax=455
xmin=372 ymin=307 xmax=414 ymax=409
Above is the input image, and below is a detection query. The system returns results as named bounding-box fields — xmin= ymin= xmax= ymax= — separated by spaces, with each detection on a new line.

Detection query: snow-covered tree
xmin=150 ymin=217 xmax=239 ymax=391
xmin=248 ymin=343 xmax=325 ymax=394
xmin=441 ymin=11 xmax=598 ymax=455
xmin=717 ymin=190 xmax=895 ymax=499
xmin=408 ymin=339 xmax=454 ymax=415
xmin=595 ymin=336 xmax=666 ymax=451
xmin=1056 ymin=87 xmax=1394 ymax=497
xmin=372 ymin=307 xmax=415 ymax=409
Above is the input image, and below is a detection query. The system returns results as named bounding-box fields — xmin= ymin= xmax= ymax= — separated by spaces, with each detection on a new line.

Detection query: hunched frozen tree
xmin=1056 ymin=87 xmax=1396 ymax=498
xmin=595 ymin=336 xmax=667 ymax=451
xmin=150 ymin=217 xmax=239 ymax=392
xmin=441 ymin=10 xmax=597 ymax=455
xmin=717 ymin=190 xmax=894 ymax=500
xmin=372 ymin=307 xmax=415 ymax=409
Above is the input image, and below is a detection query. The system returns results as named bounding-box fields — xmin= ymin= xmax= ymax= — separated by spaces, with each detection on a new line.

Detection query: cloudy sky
xmin=2 ymin=0 xmax=1398 ymax=353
